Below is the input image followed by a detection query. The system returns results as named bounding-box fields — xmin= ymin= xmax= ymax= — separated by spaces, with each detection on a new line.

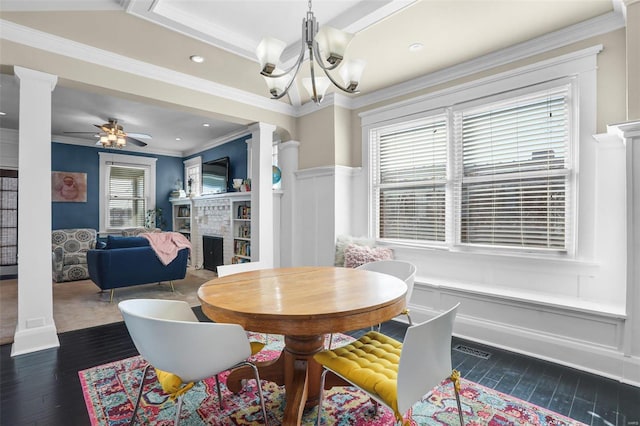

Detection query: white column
xmin=248 ymin=123 xmax=276 ymax=267
xmin=12 ymin=67 xmax=59 ymax=356
xmin=278 ymin=141 xmax=300 ymax=267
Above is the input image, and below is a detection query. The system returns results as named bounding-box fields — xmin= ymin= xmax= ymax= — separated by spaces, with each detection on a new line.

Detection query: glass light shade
xmin=263 ymin=69 xmax=290 ymax=97
xmin=256 ymin=37 xmax=287 ymax=75
xmin=107 ymin=133 xmax=117 ymax=142
xmin=302 ymin=76 xmax=331 ymax=101
xmin=116 ymin=137 xmax=126 ymax=147
xmin=339 ymin=59 xmax=366 ymax=91
xmin=316 ymin=26 xmax=354 ymax=65
xmin=100 ymin=135 xmax=109 ymax=144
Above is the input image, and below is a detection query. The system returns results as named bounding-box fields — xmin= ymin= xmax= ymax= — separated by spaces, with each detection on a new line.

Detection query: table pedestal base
xmin=227 ymin=334 xmax=326 ymax=426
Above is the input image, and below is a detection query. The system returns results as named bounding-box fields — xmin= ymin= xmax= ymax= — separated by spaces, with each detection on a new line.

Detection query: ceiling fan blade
xmin=126 ymin=132 xmax=152 ymax=139
xmin=94 ymin=123 xmax=110 ymax=132
xmin=127 ymin=136 xmax=148 ymax=147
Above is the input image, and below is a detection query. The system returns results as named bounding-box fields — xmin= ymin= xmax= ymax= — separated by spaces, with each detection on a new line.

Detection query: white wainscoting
xmin=290 ymin=164 xmax=640 ymax=386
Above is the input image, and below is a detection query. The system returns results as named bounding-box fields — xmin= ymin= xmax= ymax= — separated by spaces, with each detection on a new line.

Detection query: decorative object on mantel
xmin=241 ymin=179 xmax=251 ymax=192
xmin=256 ymin=0 xmax=365 ymax=104
xmin=232 ymin=178 xmax=243 ymax=192
xmin=272 ymin=165 xmax=282 ymax=185
xmin=51 ymin=171 xmax=87 ymax=202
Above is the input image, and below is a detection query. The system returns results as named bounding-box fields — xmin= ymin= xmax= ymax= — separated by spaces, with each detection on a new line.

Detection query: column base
xmin=11 ymin=324 xmax=60 ymax=357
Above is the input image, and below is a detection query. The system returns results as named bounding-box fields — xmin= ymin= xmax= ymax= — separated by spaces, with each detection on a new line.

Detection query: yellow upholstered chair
xmin=118 ymin=299 xmax=269 ymax=426
xmin=314 ymin=303 xmax=463 ymax=426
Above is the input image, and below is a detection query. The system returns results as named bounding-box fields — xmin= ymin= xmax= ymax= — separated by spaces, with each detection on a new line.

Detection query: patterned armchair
xmin=51 ymin=228 xmax=97 ymax=282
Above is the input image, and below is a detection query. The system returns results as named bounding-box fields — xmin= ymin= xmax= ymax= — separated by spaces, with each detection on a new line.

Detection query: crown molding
xmin=51 ymin=134 xmax=183 ymax=157
xmin=0 ymin=3 xmax=625 ymax=122
xmin=0 ymin=0 xmax=121 ymax=11
xmin=0 ymin=19 xmax=297 ymax=117
xmin=349 ymin=9 xmax=624 ymax=111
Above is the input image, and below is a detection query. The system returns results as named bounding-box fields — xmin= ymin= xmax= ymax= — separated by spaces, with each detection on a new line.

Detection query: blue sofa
xmin=87 ymin=235 xmax=189 ymax=301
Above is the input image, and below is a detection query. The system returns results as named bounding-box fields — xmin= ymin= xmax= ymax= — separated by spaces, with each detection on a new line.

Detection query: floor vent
xmin=453 ymin=344 xmax=492 ymax=359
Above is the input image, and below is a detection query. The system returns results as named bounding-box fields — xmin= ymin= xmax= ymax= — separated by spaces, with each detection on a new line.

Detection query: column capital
xmin=248 ymin=122 xmax=277 ymax=135
xmin=14 ymin=66 xmax=57 ymax=91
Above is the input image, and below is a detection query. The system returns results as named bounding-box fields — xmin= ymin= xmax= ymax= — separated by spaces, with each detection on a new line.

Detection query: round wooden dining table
xmin=197 ymin=266 xmax=407 ymax=426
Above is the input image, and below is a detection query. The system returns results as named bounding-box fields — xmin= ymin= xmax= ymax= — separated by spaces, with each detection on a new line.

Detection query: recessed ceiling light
xmin=176 ymin=137 xmax=182 ymax=141
xmin=202 ymin=123 xmax=210 ymax=127
xmin=190 ymin=55 xmax=205 ymax=63
xmin=0 ymin=112 xmax=6 ymax=116
xmin=409 ymin=43 xmax=424 ymax=52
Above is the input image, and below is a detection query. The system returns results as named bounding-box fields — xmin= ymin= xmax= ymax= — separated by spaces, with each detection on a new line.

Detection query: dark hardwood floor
xmin=1 ymin=308 xmax=638 ymax=425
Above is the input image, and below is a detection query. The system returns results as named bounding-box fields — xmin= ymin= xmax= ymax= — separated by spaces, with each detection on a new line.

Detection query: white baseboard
xmin=409 ymin=304 xmax=640 ymax=387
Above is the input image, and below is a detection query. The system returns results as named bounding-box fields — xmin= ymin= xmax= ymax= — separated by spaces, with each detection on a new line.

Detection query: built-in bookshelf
xmin=171 ymin=199 xmax=191 ymax=237
xmin=232 ymin=199 xmax=251 ymax=264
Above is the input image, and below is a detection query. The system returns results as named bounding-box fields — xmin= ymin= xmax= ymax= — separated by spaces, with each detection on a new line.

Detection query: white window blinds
xmin=107 ymin=165 xmax=147 ymax=228
xmin=372 ymin=117 xmax=448 ymax=243
xmin=454 ymin=86 xmax=571 ymax=251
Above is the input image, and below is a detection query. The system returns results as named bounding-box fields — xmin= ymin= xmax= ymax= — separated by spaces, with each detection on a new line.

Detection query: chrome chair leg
xmin=451 ymin=370 xmax=465 ymax=425
xmin=110 ymin=289 xmax=115 ymax=303
xmin=170 ymin=281 xmax=175 ymax=292
xmin=174 ymin=393 xmax=184 ymax=426
xmin=234 ymin=361 xmax=269 ymax=425
xmin=214 ymin=374 xmax=223 ymax=409
xmin=129 ymin=364 xmax=153 ymax=426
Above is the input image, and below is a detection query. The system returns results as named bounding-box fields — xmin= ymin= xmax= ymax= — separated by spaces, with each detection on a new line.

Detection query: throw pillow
xmin=334 ymin=235 xmax=375 ymax=267
xmin=344 ymin=243 xmax=394 ymax=268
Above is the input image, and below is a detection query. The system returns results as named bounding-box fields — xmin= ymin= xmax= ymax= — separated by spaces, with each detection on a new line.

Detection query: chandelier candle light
xmin=256 ymin=0 xmax=365 ymax=104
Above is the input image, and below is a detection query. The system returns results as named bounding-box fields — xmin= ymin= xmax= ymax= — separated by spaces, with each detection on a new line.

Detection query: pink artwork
xmin=52 ymin=172 xmax=87 ymax=202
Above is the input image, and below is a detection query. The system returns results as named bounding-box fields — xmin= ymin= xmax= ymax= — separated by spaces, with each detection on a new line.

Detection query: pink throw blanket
xmin=140 ymin=232 xmax=192 ymax=266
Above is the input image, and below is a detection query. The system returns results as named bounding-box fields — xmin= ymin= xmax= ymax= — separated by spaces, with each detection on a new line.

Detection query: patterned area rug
xmin=79 ymin=333 xmax=586 ymax=426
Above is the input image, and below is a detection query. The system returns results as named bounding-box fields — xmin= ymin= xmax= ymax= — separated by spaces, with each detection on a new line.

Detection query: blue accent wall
xmin=186 ymin=135 xmax=249 ymax=192
xmin=51 ymin=143 xmax=183 ymax=231
xmin=51 ymin=135 xmax=249 ymax=231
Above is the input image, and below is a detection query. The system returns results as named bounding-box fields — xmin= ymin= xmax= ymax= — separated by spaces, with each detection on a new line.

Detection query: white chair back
xmin=118 ymin=299 xmax=252 ymax=383
xmin=396 ymin=303 xmax=460 ymax=415
xmin=216 ymin=261 xmax=269 ymax=277
xmin=356 ymin=260 xmax=417 ymax=303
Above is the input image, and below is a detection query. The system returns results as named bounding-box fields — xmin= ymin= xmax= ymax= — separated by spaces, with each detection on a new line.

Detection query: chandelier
xmin=256 ymin=0 xmax=365 ymax=104
xmin=98 ymin=120 xmax=127 ymax=148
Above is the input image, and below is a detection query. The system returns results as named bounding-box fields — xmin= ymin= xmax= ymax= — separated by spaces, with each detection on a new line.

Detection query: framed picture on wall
xmin=52 ymin=171 xmax=87 ymax=202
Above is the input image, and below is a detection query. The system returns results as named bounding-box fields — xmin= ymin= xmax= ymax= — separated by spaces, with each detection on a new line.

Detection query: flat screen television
xmin=202 ymin=157 xmax=229 ymax=194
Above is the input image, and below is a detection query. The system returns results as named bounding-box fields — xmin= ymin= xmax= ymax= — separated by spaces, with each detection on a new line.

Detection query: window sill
xmin=416 ymin=276 xmax=626 ymax=319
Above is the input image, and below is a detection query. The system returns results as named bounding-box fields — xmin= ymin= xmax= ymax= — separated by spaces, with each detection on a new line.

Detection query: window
xmin=107 ymin=166 xmax=147 ymax=228
xmin=371 ymin=116 xmax=447 ymax=243
xmin=99 ymin=153 xmax=156 ymax=232
xmin=370 ymin=84 xmax=573 ymax=254
xmin=454 ymin=87 xmax=571 ymax=251
xmin=184 ymin=156 xmax=201 ymax=196
xmin=0 ymin=170 xmax=18 ymax=269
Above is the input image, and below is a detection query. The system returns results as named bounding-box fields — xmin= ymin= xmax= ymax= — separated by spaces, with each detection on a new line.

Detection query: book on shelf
xmin=237 ymin=204 xmax=251 ymax=220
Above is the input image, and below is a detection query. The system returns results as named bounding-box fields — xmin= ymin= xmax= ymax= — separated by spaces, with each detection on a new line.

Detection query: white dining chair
xmin=118 ymin=299 xmax=269 ymax=426
xmin=314 ymin=303 xmax=463 ymax=426
xmin=356 ymin=260 xmax=417 ymax=325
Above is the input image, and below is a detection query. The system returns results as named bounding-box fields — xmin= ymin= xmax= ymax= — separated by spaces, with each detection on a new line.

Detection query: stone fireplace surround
xmin=187 ymin=193 xmax=249 ymax=269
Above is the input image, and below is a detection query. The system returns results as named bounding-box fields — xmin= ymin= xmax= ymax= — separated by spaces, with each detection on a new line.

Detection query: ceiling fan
xmin=64 ymin=118 xmax=151 ymax=148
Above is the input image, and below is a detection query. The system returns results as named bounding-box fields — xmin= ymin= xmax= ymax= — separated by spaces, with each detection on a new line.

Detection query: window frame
xmin=361 ymin=46 xmax=598 ymax=260
xmin=99 ymin=153 xmax=156 ymax=233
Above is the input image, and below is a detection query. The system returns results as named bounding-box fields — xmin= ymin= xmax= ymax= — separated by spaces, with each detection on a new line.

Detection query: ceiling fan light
xmin=302 ymin=76 xmax=331 ymax=103
xmin=340 ymin=58 xmax=366 ymax=92
xmin=316 ymin=26 xmax=353 ymax=65
xmin=116 ymin=136 xmax=126 ymax=147
xmin=107 ymin=133 xmax=117 ymax=142
xmin=256 ymin=37 xmax=286 ymax=75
